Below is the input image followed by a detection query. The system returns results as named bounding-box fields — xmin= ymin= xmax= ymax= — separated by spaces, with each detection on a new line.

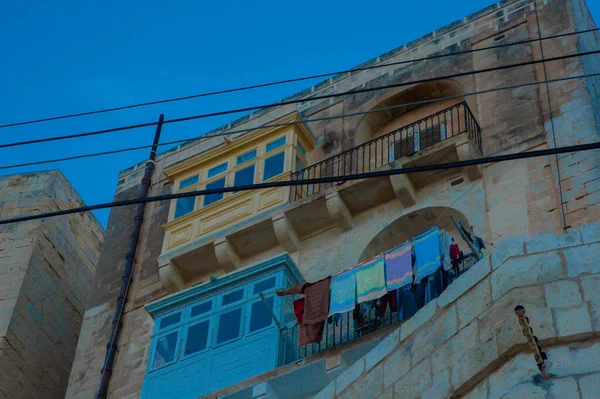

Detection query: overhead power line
xmin=1 ymin=27 xmax=598 ymax=130
xmin=2 ymin=140 xmax=599 ymax=225
xmin=3 ymin=71 xmax=600 ymax=171
xmin=2 ymin=48 xmax=599 ymax=152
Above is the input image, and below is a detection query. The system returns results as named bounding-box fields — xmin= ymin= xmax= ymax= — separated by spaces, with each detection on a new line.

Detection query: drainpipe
xmin=96 ymin=114 xmax=164 ymax=398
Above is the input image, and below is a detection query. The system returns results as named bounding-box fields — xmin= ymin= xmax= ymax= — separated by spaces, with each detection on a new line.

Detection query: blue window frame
xmin=266 ymin=137 xmax=286 ymax=153
xmin=151 ymin=331 xmax=179 ymax=370
xmin=203 ymin=178 xmax=226 ymax=206
xmin=263 ymin=152 xmax=285 ymax=181
xmin=183 ymin=319 xmax=210 ymax=357
xmin=207 ymin=162 xmax=228 ymax=178
xmin=233 ymin=164 xmax=255 ymax=189
xmin=179 ymin=175 xmax=199 ymax=190
xmin=297 ymin=142 xmax=307 ymax=157
xmin=237 ymin=149 xmax=257 ymax=165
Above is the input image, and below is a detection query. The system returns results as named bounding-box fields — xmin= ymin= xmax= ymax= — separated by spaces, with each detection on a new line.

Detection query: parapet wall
xmin=311 ymin=222 xmax=600 ymax=399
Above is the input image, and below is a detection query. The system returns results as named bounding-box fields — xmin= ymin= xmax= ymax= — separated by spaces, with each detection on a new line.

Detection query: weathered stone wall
xmin=0 ymin=171 xmax=103 ymax=399
xmin=310 ymin=222 xmax=600 ymax=399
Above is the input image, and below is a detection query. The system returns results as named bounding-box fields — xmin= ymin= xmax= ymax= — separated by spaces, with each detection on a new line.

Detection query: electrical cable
xmin=3 ymin=71 xmax=600 ymax=171
xmin=1 ymin=27 xmax=598 ymax=130
xmin=1 ymin=140 xmax=599 ymax=225
xmin=2 ymin=48 xmax=599 ymax=152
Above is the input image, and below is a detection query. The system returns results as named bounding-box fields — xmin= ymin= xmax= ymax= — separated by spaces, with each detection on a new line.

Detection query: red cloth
xmin=377 ymin=290 xmax=398 ymax=317
xmin=293 ymin=298 xmax=305 ymax=325
xmin=450 ymin=243 xmax=460 ymax=260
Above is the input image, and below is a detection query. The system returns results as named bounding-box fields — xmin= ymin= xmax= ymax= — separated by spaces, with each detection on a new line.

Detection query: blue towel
xmin=413 ymin=227 xmax=441 ymax=281
xmin=329 ymin=269 xmax=357 ymax=316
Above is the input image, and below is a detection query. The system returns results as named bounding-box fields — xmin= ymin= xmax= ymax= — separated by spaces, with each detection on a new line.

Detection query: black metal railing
xmin=290 ymin=101 xmax=482 ymax=201
xmin=278 ymin=252 xmax=479 ymax=366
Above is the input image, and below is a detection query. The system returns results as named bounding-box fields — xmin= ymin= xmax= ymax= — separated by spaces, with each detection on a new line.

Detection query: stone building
xmin=0 ymin=171 xmax=104 ymax=398
xmin=65 ymin=0 xmax=600 ymax=398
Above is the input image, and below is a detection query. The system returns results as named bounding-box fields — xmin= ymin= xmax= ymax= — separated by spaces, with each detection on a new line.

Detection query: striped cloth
xmin=413 ymin=227 xmax=441 ymax=281
xmin=328 ymin=269 xmax=357 ymax=316
xmin=356 ymin=255 xmax=387 ymax=303
xmin=438 ymin=230 xmax=453 ymax=271
xmin=384 ymin=241 xmax=413 ymax=291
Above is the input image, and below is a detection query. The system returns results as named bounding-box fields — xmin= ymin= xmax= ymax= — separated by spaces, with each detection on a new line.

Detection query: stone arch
xmin=357 ymin=206 xmax=471 ymax=264
xmin=352 ymin=80 xmax=465 ymax=146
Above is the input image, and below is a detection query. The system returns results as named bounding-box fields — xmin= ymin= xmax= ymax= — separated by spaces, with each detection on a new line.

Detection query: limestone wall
xmin=310 ymin=222 xmax=600 ymax=399
xmin=0 ymin=171 xmax=103 ymax=399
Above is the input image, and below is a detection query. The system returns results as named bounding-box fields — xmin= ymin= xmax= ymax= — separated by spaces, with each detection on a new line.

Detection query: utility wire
xmin=2 ymin=48 xmax=599 ymax=152
xmin=2 ymin=140 xmax=599 ymax=225
xmin=3 ymin=72 xmax=600 ymax=171
xmin=1 ymin=27 xmax=598 ymax=130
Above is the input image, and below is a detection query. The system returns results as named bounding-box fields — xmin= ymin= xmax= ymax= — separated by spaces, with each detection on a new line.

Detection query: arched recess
xmin=353 ymin=80 xmax=465 ymax=146
xmin=357 ymin=206 xmax=471 ymax=264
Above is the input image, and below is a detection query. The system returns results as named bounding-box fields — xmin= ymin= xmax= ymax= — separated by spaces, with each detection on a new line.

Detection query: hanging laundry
xmin=298 ymin=323 xmax=325 ymax=347
xmin=276 ymin=282 xmax=310 ymax=296
xmin=413 ymin=226 xmax=441 ymax=281
xmin=302 ymin=277 xmax=331 ymax=325
xmin=376 ymin=290 xmax=399 ymax=318
xmin=356 ymin=255 xmax=387 ymax=304
xmin=329 ymin=269 xmax=357 ymax=316
xmin=438 ymin=230 xmax=453 ymax=271
xmin=293 ymin=298 xmax=305 ymax=325
xmin=449 ymin=239 xmax=460 ymax=262
xmin=384 ymin=241 xmax=413 ymax=291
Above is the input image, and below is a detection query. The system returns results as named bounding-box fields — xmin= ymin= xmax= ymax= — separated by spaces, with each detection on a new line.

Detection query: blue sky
xmin=1 ymin=0 xmax=598 ymax=227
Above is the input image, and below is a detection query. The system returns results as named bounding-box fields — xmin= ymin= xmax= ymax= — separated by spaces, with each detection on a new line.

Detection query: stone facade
xmin=65 ymin=0 xmax=600 ymax=398
xmin=0 ymin=171 xmax=103 ymax=398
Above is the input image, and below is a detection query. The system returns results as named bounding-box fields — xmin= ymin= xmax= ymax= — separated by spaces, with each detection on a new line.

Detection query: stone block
xmin=335 ymin=358 xmax=364 ymax=395
xmin=544 ymin=280 xmax=583 ymax=308
xmin=437 ymin=255 xmax=491 ymax=308
xmin=548 ymin=342 xmax=600 ymax=377
xmin=581 ymin=222 xmax=600 ymax=244
xmin=491 ymin=252 xmax=563 ymax=300
xmin=400 ymin=298 xmax=437 ymax=341
xmin=420 ymin=368 xmax=450 ymax=399
xmin=590 ymin=300 xmax=600 ymax=332
xmin=488 ymin=353 xmax=539 ymax=399
xmin=383 ymin=345 xmax=411 ymax=388
xmin=564 ymin=243 xmax=600 ymax=278
xmin=348 ymin=362 xmax=383 ymax=399
xmin=462 ymin=380 xmax=489 ymax=399
xmin=553 ymin=305 xmax=593 ymax=341
xmin=393 ymin=358 xmax=431 ymax=399
xmin=374 ymin=388 xmax=394 ymax=399
xmin=365 ymin=328 xmax=399 ymax=371
xmin=581 ymin=275 xmax=600 ymax=301
xmin=578 ymin=373 xmax=600 ymax=399
xmin=500 ymin=382 xmax=547 ymax=399
xmin=491 ymin=236 xmax=525 ymax=270
xmin=457 ymin=278 xmax=492 ymax=329
xmin=313 ymin=382 xmax=335 ymax=399
xmin=451 ymin=333 xmax=498 ymax=389
xmin=411 ymin=305 xmax=457 ymax=365
xmin=326 ymin=192 xmax=353 ymax=232
xmin=525 ymin=230 xmax=582 ymax=254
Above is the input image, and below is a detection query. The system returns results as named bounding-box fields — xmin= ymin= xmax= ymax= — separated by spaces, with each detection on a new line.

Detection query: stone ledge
xmin=438 ymin=255 xmax=491 ymax=308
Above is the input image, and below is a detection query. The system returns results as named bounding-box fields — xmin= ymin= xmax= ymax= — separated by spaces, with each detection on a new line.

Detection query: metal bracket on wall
xmin=515 ymin=305 xmax=549 ymax=379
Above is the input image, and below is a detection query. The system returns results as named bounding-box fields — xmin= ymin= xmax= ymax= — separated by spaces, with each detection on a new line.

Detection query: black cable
xmin=3 ymin=72 xmax=600 ymax=170
xmin=2 ymin=48 xmax=599 ymax=152
xmin=1 ymin=27 xmax=598 ymax=130
xmin=2 ymin=140 xmax=599 ymax=225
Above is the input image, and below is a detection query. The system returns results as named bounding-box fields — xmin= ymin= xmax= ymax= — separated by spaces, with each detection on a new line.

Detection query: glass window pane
xmin=152 ymin=331 xmax=178 ymax=369
xmin=295 ymin=156 xmax=305 ymax=173
xmin=266 ymin=137 xmax=286 ymax=152
xmin=184 ymin=320 xmax=209 ymax=355
xmin=159 ymin=312 xmax=181 ymax=329
xmin=222 ymin=289 xmax=244 ymax=306
xmin=234 ymin=164 xmax=255 ymax=188
xmin=297 ymin=142 xmax=306 ymax=157
xmin=237 ymin=149 xmax=257 ymax=165
xmin=217 ymin=308 xmax=242 ymax=344
xmin=191 ymin=302 xmax=212 ymax=318
xmin=179 ymin=175 xmax=199 ymax=190
xmin=263 ymin=152 xmax=285 ymax=181
xmin=249 ymin=297 xmax=274 ymax=332
xmin=174 ymin=197 xmax=195 ymax=219
xmin=253 ymin=277 xmax=276 ymax=294
xmin=203 ymin=178 xmax=225 ymax=206
xmin=207 ymin=162 xmax=228 ymax=178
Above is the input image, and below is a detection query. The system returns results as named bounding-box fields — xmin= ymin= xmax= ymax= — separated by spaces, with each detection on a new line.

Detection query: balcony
xmin=290 ymin=101 xmax=482 ymax=202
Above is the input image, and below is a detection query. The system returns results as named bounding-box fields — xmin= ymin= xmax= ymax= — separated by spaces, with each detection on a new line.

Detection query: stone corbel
xmin=326 ymin=192 xmax=353 ymax=232
xmin=159 ymin=262 xmax=185 ymax=293
xmin=272 ymin=213 xmax=300 ymax=253
xmin=389 ymin=174 xmax=417 ymax=208
xmin=214 ymin=237 xmax=240 ymax=272
xmin=456 ymin=141 xmax=482 ymax=181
